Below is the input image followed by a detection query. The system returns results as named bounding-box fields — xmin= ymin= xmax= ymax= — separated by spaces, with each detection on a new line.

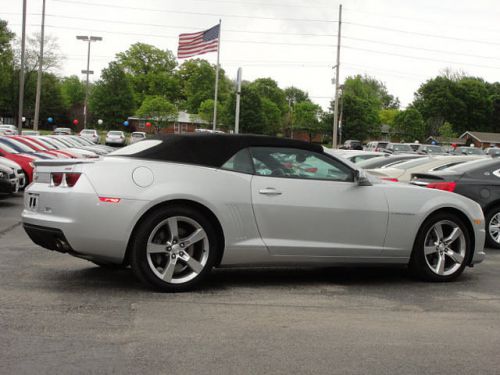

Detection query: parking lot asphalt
xmin=1 ymin=194 xmax=500 ymax=374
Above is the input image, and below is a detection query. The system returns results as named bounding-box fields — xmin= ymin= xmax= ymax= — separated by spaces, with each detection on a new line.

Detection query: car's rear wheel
xmin=485 ymin=206 xmax=500 ymax=249
xmin=130 ymin=205 xmax=218 ymax=292
xmin=410 ymin=213 xmax=470 ymax=281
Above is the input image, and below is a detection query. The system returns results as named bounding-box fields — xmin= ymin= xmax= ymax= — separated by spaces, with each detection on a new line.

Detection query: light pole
xmin=76 ymin=35 xmax=102 ymax=129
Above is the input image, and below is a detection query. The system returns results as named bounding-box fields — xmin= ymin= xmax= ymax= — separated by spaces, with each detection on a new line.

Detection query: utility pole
xmin=332 ymin=4 xmax=342 ymax=148
xmin=33 ymin=0 xmax=46 ymax=131
xmin=17 ymin=0 xmax=27 ymax=133
xmin=234 ymin=67 xmax=242 ymax=134
xmin=76 ymin=35 xmax=102 ymax=129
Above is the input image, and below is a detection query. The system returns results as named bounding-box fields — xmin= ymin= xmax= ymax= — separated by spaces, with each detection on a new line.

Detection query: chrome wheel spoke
xmin=183 ymin=228 xmax=206 ymax=247
xmin=179 ymin=252 xmax=203 ymax=273
xmin=147 ymin=242 xmax=167 ymax=254
xmin=433 ymin=224 xmax=444 ymax=241
xmin=435 ymin=254 xmax=445 ymax=275
xmin=167 ymin=217 xmax=179 ymax=240
xmin=162 ymin=257 xmax=178 ymax=282
xmin=444 ymin=227 xmax=461 ymax=245
xmin=424 ymin=245 xmax=437 ymax=255
xmin=446 ymin=249 xmax=464 ymax=264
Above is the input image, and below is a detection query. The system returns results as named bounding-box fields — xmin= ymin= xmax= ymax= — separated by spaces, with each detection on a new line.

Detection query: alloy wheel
xmin=423 ymin=220 xmax=466 ymax=276
xmin=488 ymin=212 xmax=500 ymax=244
xmin=146 ymin=216 xmax=209 ymax=284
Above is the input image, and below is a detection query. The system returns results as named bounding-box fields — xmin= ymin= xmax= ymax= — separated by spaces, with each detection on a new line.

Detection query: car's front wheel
xmin=130 ymin=205 xmax=219 ymax=292
xmin=410 ymin=213 xmax=471 ymax=281
xmin=485 ymin=206 xmax=500 ymax=249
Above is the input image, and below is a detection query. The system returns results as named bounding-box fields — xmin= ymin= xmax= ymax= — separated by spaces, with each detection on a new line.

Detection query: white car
xmin=0 ymin=124 xmax=19 ymax=135
xmin=130 ymin=132 xmax=146 ymax=144
xmin=22 ymin=135 xmax=485 ymax=292
xmin=53 ymin=127 xmax=72 ymax=135
xmin=0 ymin=163 xmax=19 ymax=194
xmin=79 ymin=129 xmax=100 ymax=144
xmin=367 ymin=155 xmax=486 ymax=182
xmin=0 ymin=156 xmax=26 ymax=189
xmin=105 ymin=131 xmax=127 ymax=146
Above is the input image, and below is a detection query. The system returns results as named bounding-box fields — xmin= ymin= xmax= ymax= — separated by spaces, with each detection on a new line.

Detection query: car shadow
xmin=46 ymin=264 xmax=418 ymax=294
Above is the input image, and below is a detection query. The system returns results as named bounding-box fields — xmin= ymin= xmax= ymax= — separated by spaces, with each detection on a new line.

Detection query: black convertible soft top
xmin=124 ymin=133 xmax=324 ymax=168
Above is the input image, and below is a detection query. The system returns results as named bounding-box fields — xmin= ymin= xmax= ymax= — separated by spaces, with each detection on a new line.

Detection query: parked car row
xmin=0 ymin=134 xmax=117 ymax=196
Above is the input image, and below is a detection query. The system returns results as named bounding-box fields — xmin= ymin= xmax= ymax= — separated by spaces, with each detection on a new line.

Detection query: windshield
xmin=108 ymin=140 xmax=162 ymax=156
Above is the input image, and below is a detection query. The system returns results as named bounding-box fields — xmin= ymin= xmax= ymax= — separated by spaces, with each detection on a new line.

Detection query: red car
xmin=10 ymin=136 xmax=74 ymax=159
xmin=0 ymin=142 xmax=37 ymax=183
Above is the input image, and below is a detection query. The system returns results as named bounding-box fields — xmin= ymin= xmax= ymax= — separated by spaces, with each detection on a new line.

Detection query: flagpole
xmin=212 ymin=19 xmax=221 ymax=131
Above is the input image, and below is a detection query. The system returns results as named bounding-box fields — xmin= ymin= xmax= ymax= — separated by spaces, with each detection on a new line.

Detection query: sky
xmin=2 ymin=0 xmax=500 ymax=110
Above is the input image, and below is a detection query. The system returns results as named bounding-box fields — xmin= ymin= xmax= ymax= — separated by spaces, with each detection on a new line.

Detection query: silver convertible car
xmin=22 ymin=135 xmax=485 ymax=292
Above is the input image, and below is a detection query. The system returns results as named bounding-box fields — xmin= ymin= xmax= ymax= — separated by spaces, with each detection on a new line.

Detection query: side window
xmin=249 ymin=147 xmax=353 ymax=182
xmin=221 ymin=148 xmax=254 ymax=174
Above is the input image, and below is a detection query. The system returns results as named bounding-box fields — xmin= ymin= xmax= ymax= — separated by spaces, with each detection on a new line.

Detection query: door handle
xmin=259 ymin=188 xmax=282 ymax=195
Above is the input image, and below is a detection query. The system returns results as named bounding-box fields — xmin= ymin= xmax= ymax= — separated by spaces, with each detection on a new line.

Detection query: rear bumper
xmin=23 ymin=223 xmax=75 ymax=253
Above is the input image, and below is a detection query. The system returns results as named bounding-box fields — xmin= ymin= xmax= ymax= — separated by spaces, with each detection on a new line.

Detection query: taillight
xmin=426 ymin=181 xmax=456 ymax=192
xmin=65 ymin=173 xmax=81 ymax=187
xmin=50 ymin=172 xmax=81 ymax=187
xmin=382 ymin=177 xmax=398 ymax=182
xmin=51 ymin=172 xmax=63 ymax=186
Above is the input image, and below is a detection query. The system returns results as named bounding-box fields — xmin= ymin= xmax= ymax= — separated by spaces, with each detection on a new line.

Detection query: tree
xmin=224 ymin=85 xmax=265 ymax=134
xmin=438 ymin=121 xmax=457 ymax=140
xmin=61 ymin=75 xmax=85 ymax=109
xmin=284 ymin=86 xmax=310 ymax=105
xmin=361 ymin=75 xmax=400 ymax=109
xmin=0 ymin=19 xmax=15 ymax=116
xmin=293 ymin=101 xmax=323 ymax=142
xmin=248 ymin=78 xmax=287 ymax=112
xmin=116 ymin=43 xmax=179 ymax=106
xmin=260 ymin=97 xmax=281 ymax=135
xmin=339 ymin=75 xmax=384 ymax=142
xmin=177 ymin=59 xmax=230 ymax=114
xmin=89 ymin=62 xmax=135 ymax=129
xmin=136 ymin=95 xmax=178 ymax=133
xmin=393 ymin=107 xmax=426 ymax=142
xmin=197 ymin=99 xmax=215 ymax=126
xmin=379 ymin=108 xmax=400 ymax=126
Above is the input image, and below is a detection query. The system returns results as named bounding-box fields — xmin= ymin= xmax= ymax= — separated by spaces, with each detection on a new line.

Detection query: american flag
xmin=178 ymin=24 xmax=220 ymax=59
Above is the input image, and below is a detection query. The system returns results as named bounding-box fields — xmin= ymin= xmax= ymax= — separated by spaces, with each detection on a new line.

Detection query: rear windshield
xmin=108 ymin=131 xmax=123 ymax=136
xmin=80 ymin=130 xmax=95 ymax=134
xmin=0 ymin=142 xmax=18 ymax=153
xmin=446 ymin=158 xmax=499 ymax=173
xmin=383 ymin=157 xmax=432 ymax=169
xmin=389 ymin=144 xmax=413 ymax=152
xmin=424 ymin=145 xmax=444 ymax=153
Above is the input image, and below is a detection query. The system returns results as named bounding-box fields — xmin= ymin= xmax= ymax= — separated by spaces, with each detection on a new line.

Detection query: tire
xmin=409 ymin=212 xmax=471 ymax=282
xmin=130 ymin=205 xmax=219 ymax=292
xmin=485 ymin=206 xmax=500 ymax=249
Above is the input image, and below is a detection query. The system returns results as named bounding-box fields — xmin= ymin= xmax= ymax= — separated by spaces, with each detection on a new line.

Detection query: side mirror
xmin=354 ymin=169 xmax=372 ymax=186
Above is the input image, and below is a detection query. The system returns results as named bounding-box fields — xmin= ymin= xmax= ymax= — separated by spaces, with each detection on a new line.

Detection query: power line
xmin=343 ymin=35 xmax=500 ymax=62
xmin=343 ymin=45 xmax=500 ymax=71
xmin=50 ymin=0 xmax=338 ymax=23
xmin=345 ymin=21 xmax=500 ymax=47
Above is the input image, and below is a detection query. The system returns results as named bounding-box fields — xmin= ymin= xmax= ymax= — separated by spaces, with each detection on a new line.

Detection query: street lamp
xmin=76 ymin=35 xmax=102 ymax=129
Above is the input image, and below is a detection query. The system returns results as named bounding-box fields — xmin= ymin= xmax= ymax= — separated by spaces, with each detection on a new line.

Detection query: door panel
xmin=251 ymin=176 xmax=389 ymax=257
